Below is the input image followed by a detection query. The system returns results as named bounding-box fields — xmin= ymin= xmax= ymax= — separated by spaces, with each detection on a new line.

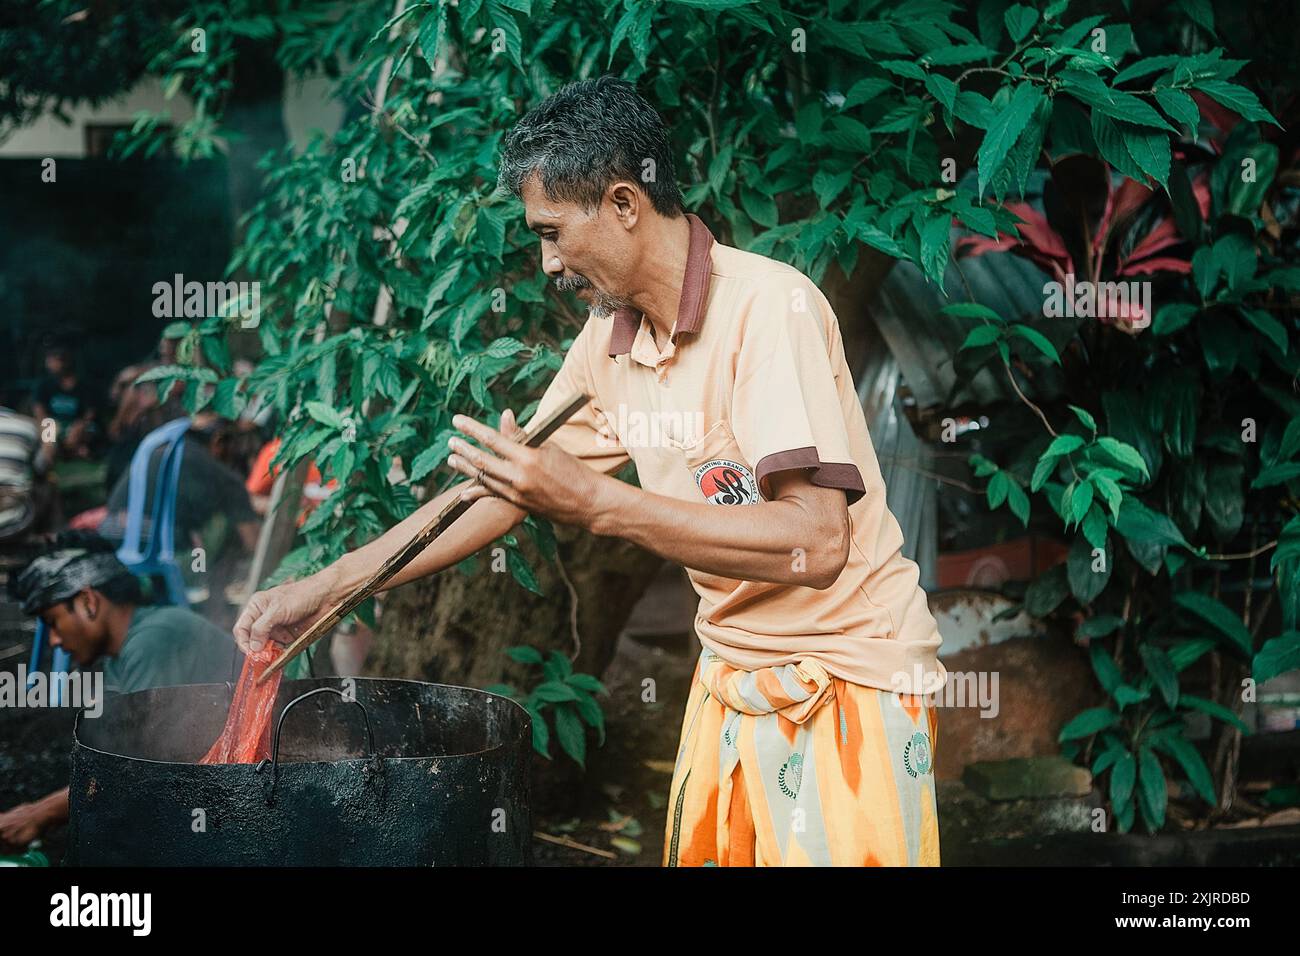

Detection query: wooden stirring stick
xmin=255 ymin=392 xmax=591 ymax=684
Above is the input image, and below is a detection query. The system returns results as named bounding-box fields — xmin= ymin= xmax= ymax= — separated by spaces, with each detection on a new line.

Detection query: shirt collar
xmin=607 ymin=212 xmax=715 ymax=358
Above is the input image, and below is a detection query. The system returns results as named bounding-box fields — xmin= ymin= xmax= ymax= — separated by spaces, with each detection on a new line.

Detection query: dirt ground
xmin=530 ymin=630 xmax=697 ymax=866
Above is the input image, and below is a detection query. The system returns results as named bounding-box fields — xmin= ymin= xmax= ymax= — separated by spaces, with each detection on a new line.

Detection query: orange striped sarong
xmin=663 ymin=648 xmax=940 ymax=866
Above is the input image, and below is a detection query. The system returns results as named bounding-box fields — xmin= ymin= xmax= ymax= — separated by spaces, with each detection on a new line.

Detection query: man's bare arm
xmin=234 ymin=479 xmax=524 ymax=652
xmin=587 ymin=468 xmax=849 ymax=589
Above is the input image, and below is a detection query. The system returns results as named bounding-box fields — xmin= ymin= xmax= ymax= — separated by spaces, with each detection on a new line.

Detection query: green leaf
xmin=553 ymin=705 xmax=587 ymax=767
xmin=812 ymin=169 xmax=852 ymax=208
xmin=1123 ymin=127 xmax=1171 ymax=187
xmin=1067 ymin=534 xmax=1110 ymax=604
xmin=824 ymin=116 xmax=873 ymax=153
xmin=1006 ymin=481 xmax=1030 ymax=526
xmin=1180 ymin=694 xmax=1250 ymax=734
xmin=1115 ymin=496 xmax=1189 ymax=548
xmin=1069 ymin=478 xmax=1095 ymax=526
xmin=844 ymin=78 xmax=894 ymax=108
xmin=1059 ymin=707 xmax=1120 ymax=740
xmin=1110 ymin=748 xmax=1137 ymax=810
xmin=305 ymin=401 xmax=346 ymax=430
xmin=740 ymin=187 xmax=778 ymax=228
xmin=919 ymin=213 xmax=951 ymax=285
xmin=1008 ymin=323 xmax=1061 ymax=364
xmin=856 ymin=224 xmax=906 ymax=259
xmin=1139 ymin=644 xmax=1179 ymax=708
xmin=1114 ymin=54 xmax=1182 ymax=86
xmin=1044 ymin=434 xmax=1087 ymax=458
xmin=1150 ymin=732 xmax=1216 ymax=806
xmin=1153 ymin=88 xmax=1200 ymax=129
xmin=960 ymin=324 xmax=1003 ymax=349
xmin=1090 ymin=113 xmax=1148 ymax=182
xmin=1003 ymin=4 xmax=1038 ymax=42
xmin=1090 ymin=642 xmax=1124 ymax=693
xmin=1168 ymin=637 xmax=1216 ymax=672
xmin=1203 ymin=460 xmax=1244 ymax=541
xmin=986 ymin=470 xmax=1010 ymax=509
xmin=1060 ymin=70 xmax=1175 ymax=131
xmin=506 ymin=547 xmax=544 ymax=596
xmin=1239 ymin=308 xmax=1288 ymax=355
xmin=1254 ymin=631 xmax=1300 ymax=683
xmin=1081 ymin=615 xmax=1125 ymax=638
xmin=533 ymin=680 xmax=579 ymax=703
xmin=417 ymin=7 xmax=448 ymax=65
xmin=1095 ymin=437 xmax=1151 ymax=480
xmin=486 ymin=0 xmax=524 ymax=71
xmin=1026 ymin=564 xmax=1070 ymax=616
xmin=1194 ymin=80 xmax=1280 ymax=126
xmin=529 ymin=706 xmax=551 ymax=758
xmin=925 ymin=74 xmax=958 ymax=113
xmin=953 ymin=90 xmax=996 ymax=129
xmin=1069 ymin=405 xmax=1098 ymax=433
xmin=507 ymin=645 xmax=545 ymax=665
xmin=977 ymin=82 xmax=1043 ymax=197
xmin=1174 ymin=592 xmax=1253 ymax=656
xmin=1152 ymin=302 xmax=1197 ymax=336
xmin=408 ymin=430 xmax=454 ymax=483
xmin=566 ymin=673 xmax=606 ymax=694
xmin=942 ymin=302 xmax=1005 ymax=323
xmin=925 ymin=45 xmax=997 ymax=67
xmin=1136 ymin=746 xmax=1167 ymax=830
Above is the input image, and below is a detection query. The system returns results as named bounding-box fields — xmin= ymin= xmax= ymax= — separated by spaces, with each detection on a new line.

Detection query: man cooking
xmin=0 ymin=532 xmax=238 ymax=851
xmin=234 ymin=76 xmax=947 ymax=867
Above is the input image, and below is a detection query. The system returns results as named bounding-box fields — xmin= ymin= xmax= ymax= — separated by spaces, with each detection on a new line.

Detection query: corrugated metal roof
xmin=867 ymin=249 xmax=1054 ymax=410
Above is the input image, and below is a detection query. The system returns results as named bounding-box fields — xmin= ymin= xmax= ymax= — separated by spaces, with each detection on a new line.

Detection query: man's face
xmin=40 ymin=591 xmax=107 ymax=667
xmin=520 ymin=175 xmax=634 ymax=318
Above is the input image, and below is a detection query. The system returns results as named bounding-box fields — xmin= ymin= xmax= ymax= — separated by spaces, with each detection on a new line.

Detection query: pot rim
xmin=72 ymin=676 xmax=531 ymax=768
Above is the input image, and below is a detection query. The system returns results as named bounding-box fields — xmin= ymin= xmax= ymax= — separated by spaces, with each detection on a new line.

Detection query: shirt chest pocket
xmin=670 ymin=419 xmax=761 ymax=506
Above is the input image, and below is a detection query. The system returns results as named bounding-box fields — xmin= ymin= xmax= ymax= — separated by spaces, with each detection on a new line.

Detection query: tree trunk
xmin=365 ymin=523 xmax=663 ymax=689
xmin=820 ymin=247 xmax=897 ymax=382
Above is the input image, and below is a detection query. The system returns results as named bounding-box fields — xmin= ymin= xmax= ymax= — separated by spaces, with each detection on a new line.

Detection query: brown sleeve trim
xmin=754 ymin=447 xmax=866 ymax=506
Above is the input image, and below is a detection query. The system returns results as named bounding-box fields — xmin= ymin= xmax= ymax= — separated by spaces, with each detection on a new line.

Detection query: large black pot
xmin=67 ymin=677 xmax=532 ymax=866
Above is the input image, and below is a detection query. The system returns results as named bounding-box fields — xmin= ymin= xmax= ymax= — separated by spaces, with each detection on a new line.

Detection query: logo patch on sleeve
xmin=694 ymin=459 xmax=759 ymax=505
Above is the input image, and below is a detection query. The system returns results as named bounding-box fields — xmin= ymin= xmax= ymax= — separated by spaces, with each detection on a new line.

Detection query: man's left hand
xmin=0 ymin=802 xmax=48 ymax=852
xmin=448 ymin=409 xmax=599 ymax=527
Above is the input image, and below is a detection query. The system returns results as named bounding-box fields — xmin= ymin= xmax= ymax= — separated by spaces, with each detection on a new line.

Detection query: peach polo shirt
xmin=530 ymin=213 xmax=946 ymax=694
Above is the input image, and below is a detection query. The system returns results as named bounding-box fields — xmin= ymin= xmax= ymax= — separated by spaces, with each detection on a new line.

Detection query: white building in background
xmin=0 ymin=75 xmax=344 ymax=158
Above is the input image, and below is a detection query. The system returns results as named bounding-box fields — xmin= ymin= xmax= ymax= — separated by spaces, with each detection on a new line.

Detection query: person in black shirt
xmin=31 ymin=347 xmax=96 ymax=462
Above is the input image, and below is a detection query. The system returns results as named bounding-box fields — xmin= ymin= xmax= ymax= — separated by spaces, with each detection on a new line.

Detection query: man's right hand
xmin=233 ymin=573 xmax=337 ymax=655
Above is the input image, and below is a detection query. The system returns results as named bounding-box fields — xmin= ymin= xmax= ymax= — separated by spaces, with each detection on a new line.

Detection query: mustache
xmin=552 ymin=273 xmax=594 ymax=292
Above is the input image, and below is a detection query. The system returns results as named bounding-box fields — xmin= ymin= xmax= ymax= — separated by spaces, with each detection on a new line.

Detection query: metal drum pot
xmin=67 ymin=677 xmax=532 ymax=866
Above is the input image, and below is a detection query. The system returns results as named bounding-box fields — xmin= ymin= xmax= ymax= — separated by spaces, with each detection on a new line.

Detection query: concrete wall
xmin=0 ymin=75 xmax=344 ymax=158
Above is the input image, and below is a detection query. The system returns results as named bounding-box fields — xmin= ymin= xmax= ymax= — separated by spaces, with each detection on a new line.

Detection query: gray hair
xmin=497 ymin=75 xmax=684 ymax=217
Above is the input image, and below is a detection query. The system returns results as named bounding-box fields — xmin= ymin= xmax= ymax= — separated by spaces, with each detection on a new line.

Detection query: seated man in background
xmin=97 ymin=415 xmax=262 ymax=627
xmin=0 ymin=531 xmax=238 ymax=852
xmin=30 ymin=345 xmax=98 ymax=465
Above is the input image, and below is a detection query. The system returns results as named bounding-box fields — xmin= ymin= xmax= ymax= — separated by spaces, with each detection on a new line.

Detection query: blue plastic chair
xmin=28 ymin=417 xmax=192 ymax=703
xmin=26 ymin=620 xmax=70 ymax=702
xmin=114 ymin=416 xmax=192 ymax=607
